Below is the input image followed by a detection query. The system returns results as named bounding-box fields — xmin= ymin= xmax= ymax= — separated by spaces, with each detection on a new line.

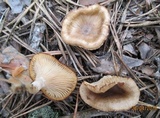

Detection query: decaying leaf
xmin=141 ymin=65 xmax=155 ymax=76
xmin=4 ymin=0 xmax=31 ymax=13
xmin=90 ymin=54 xmax=120 ymax=74
xmin=138 ymin=42 xmax=152 ymax=59
xmin=122 ymin=55 xmax=143 ymax=68
xmin=59 ymin=55 xmax=73 ymax=66
xmin=146 ymin=34 xmax=154 ymax=40
xmin=90 ymin=53 xmax=144 ymax=74
xmin=125 ymin=29 xmax=134 ymax=39
xmin=123 ymin=44 xmax=137 ymax=55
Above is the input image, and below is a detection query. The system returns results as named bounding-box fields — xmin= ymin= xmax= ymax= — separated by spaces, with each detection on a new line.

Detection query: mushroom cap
xmin=12 ymin=66 xmax=25 ymax=77
xmin=29 ymin=53 xmax=77 ymax=101
xmin=61 ymin=4 xmax=110 ymax=50
xmin=79 ymin=75 xmax=140 ymax=111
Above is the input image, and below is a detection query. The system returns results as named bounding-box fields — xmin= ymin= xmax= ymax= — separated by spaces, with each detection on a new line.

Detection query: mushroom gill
xmin=29 ymin=53 xmax=77 ymax=101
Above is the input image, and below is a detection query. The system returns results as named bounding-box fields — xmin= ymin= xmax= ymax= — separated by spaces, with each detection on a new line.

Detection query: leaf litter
xmin=0 ymin=0 xmax=160 ymax=118
xmin=4 ymin=0 xmax=31 ymax=14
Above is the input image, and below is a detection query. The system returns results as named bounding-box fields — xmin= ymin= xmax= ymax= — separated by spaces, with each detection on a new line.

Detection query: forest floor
xmin=0 ymin=0 xmax=160 ymax=118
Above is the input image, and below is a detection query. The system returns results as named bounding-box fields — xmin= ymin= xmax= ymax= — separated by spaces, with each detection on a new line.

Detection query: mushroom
xmin=0 ymin=46 xmax=29 ymax=75
xmin=0 ymin=46 xmax=33 ymax=93
xmin=79 ymin=75 xmax=140 ymax=111
xmin=0 ymin=68 xmax=33 ymax=93
xmin=9 ymin=72 xmax=33 ymax=93
xmin=61 ymin=4 xmax=110 ymax=50
xmin=29 ymin=53 xmax=77 ymax=100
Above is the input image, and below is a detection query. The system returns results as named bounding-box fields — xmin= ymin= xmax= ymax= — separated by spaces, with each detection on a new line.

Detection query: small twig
xmin=78 ymin=75 xmax=100 ymax=81
xmin=140 ymin=84 xmax=155 ymax=91
xmin=2 ymin=28 xmax=37 ymax=53
xmin=18 ymin=94 xmax=35 ymax=112
xmin=114 ymin=52 xmax=147 ymax=87
xmin=67 ymin=46 xmax=87 ymax=75
xmin=66 ymin=0 xmax=84 ymax=7
xmin=1 ymin=93 xmax=14 ymax=114
xmin=117 ymin=0 xmax=131 ymax=33
xmin=28 ymin=0 xmax=42 ymax=40
xmin=126 ymin=4 xmax=160 ymax=22
xmin=40 ymin=43 xmax=49 ymax=52
xmin=73 ymin=93 xmax=79 ymax=118
xmin=123 ymin=20 xmax=160 ymax=27
xmin=5 ymin=1 xmax=36 ymax=45
xmin=56 ymin=35 xmax=67 ymax=60
xmin=110 ymin=24 xmax=122 ymax=56
xmin=100 ymin=0 xmax=117 ymax=6
xmin=0 ymin=92 xmax=12 ymax=104
xmin=36 ymin=1 xmax=61 ymax=30
xmin=138 ymin=101 xmax=160 ymax=110
xmin=13 ymin=98 xmax=46 ymax=116
xmin=0 ymin=8 xmax=9 ymax=33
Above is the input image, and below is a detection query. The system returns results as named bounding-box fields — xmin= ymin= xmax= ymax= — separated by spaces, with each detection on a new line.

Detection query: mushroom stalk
xmin=32 ymin=77 xmax=45 ymax=91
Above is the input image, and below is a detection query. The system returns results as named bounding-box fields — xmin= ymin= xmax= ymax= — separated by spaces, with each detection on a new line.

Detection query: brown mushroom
xmin=61 ymin=4 xmax=110 ymax=50
xmin=0 ymin=46 xmax=29 ymax=75
xmin=0 ymin=67 xmax=33 ymax=93
xmin=79 ymin=75 xmax=140 ymax=111
xmin=0 ymin=46 xmax=33 ymax=93
xmin=9 ymin=73 xmax=33 ymax=93
xmin=29 ymin=53 xmax=77 ymax=101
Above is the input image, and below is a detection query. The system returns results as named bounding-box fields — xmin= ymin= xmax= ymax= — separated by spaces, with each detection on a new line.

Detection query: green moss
xmin=28 ymin=106 xmax=59 ymax=118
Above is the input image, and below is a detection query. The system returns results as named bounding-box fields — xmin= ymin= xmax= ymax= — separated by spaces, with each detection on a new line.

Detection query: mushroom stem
xmin=32 ymin=77 xmax=45 ymax=91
